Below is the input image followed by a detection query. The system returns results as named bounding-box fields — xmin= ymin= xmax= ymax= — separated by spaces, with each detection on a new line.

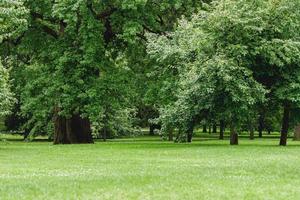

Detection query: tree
xmin=147 ymin=1 xmax=267 ymax=144
xmin=155 ymin=0 xmax=300 ymax=146
xmin=0 ymin=0 xmax=28 ymax=117
xmin=2 ymin=0 xmax=204 ymax=143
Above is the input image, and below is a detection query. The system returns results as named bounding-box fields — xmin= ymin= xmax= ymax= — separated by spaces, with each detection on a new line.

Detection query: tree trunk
xmin=230 ymin=124 xmax=238 ymax=145
xmin=203 ymin=124 xmax=207 ymax=133
xmin=102 ymin=127 xmax=107 ymax=142
xmin=187 ymin=120 xmax=194 ymax=143
xmin=279 ymin=103 xmax=290 ymax=146
xmin=213 ymin=123 xmax=217 ymax=133
xmin=149 ymin=125 xmax=155 ymax=136
xmin=168 ymin=128 xmax=173 ymax=141
xmin=249 ymin=124 xmax=254 ymax=140
xmin=208 ymin=125 xmax=211 ymax=134
xmin=294 ymin=124 xmax=300 ymax=141
xmin=219 ymin=120 xmax=224 ymax=140
xmin=258 ymin=114 xmax=264 ymax=138
xmin=53 ymin=112 xmax=93 ymax=144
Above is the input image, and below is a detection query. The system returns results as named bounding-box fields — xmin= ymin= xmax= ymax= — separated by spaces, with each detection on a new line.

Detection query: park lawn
xmin=1 ymin=135 xmax=300 ymax=200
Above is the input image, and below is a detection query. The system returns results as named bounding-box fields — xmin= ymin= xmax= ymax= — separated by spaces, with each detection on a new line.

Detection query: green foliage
xmin=0 ymin=0 xmax=204 ymax=138
xmin=0 ymin=0 xmax=28 ymax=42
xmin=0 ymin=62 xmax=16 ymax=117
xmin=0 ymin=0 xmax=28 ymax=117
xmin=148 ymin=0 xmax=300 ymax=140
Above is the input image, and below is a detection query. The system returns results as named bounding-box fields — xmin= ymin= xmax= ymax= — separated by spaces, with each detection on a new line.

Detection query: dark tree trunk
xmin=230 ymin=124 xmax=238 ymax=145
xmin=249 ymin=124 xmax=254 ymax=140
xmin=149 ymin=125 xmax=155 ymax=136
xmin=279 ymin=103 xmax=290 ymax=146
xmin=187 ymin=120 xmax=194 ymax=143
xmin=23 ymin=129 xmax=30 ymax=140
xmin=258 ymin=114 xmax=264 ymax=138
xmin=203 ymin=124 xmax=207 ymax=133
xmin=208 ymin=125 xmax=211 ymax=134
xmin=102 ymin=127 xmax=107 ymax=142
xmin=219 ymin=120 xmax=224 ymax=140
xmin=213 ymin=123 xmax=217 ymax=133
xmin=53 ymin=113 xmax=93 ymax=144
xmin=168 ymin=128 xmax=173 ymax=141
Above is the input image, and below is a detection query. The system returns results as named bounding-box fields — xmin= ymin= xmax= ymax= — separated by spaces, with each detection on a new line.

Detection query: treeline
xmin=1 ymin=0 xmax=300 ymax=146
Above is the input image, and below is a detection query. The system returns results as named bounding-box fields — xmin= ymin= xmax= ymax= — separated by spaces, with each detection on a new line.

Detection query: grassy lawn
xmin=1 ymin=135 xmax=300 ymax=200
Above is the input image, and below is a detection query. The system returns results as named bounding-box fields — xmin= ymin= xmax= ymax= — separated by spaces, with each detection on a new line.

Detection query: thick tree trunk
xmin=53 ymin=113 xmax=93 ymax=144
xmin=258 ymin=114 xmax=264 ymax=138
xmin=219 ymin=120 xmax=224 ymax=140
xmin=203 ymin=124 xmax=207 ymax=133
xmin=212 ymin=123 xmax=217 ymax=133
xmin=279 ymin=103 xmax=290 ymax=146
xmin=149 ymin=125 xmax=155 ymax=135
xmin=187 ymin=120 xmax=194 ymax=143
xmin=230 ymin=124 xmax=238 ymax=145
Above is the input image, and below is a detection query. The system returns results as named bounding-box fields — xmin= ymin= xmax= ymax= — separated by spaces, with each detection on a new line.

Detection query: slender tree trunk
xmin=279 ymin=103 xmax=290 ymax=146
xmin=187 ymin=120 xmax=194 ymax=143
xmin=102 ymin=127 xmax=107 ymax=142
xmin=53 ymin=112 xmax=93 ymax=144
xmin=213 ymin=123 xmax=217 ymax=133
xmin=168 ymin=128 xmax=173 ymax=141
xmin=23 ymin=129 xmax=30 ymax=140
xmin=219 ymin=120 xmax=224 ymax=140
xmin=258 ymin=114 xmax=264 ymax=138
xmin=208 ymin=124 xmax=211 ymax=134
xmin=230 ymin=123 xmax=238 ymax=145
xmin=203 ymin=124 xmax=207 ymax=133
xmin=249 ymin=123 xmax=254 ymax=140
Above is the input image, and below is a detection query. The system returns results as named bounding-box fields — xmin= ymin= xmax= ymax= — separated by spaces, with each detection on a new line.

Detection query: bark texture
xmin=53 ymin=113 xmax=93 ymax=144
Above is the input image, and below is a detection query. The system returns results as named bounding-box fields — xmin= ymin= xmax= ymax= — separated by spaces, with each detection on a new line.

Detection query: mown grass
xmin=1 ymin=134 xmax=300 ymax=200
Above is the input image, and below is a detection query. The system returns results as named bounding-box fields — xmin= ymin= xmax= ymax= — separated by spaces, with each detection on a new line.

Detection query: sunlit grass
xmin=1 ymin=135 xmax=300 ymax=200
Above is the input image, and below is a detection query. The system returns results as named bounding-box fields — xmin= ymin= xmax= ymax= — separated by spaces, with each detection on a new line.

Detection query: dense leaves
xmin=148 ymin=0 xmax=300 ymax=144
xmin=1 ymin=0 xmax=300 ymax=145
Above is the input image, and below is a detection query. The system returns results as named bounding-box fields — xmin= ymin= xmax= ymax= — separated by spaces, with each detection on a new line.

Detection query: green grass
xmin=1 ymin=135 xmax=300 ymax=200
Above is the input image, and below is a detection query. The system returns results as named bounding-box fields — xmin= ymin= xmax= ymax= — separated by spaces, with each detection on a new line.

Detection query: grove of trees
xmin=1 ymin=0 xmax=300 ymax=146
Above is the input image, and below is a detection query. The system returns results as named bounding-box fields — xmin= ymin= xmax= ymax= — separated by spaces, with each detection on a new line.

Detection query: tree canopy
xmin=1 ymin=0 xmax=300 ymax=146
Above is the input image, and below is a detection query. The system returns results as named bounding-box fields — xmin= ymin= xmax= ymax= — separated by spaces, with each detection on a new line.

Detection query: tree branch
xmin=31 ymin=11 xmax=67 ymax=39
xmin=87 ymin=1 xmax=117 ymax=20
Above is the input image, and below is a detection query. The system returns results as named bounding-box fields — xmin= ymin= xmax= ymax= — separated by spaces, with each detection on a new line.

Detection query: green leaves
xmin=0 ymin=0 xmax=28 ymax=42
xmin=0 ymin=62 xmax=16 ymax=117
